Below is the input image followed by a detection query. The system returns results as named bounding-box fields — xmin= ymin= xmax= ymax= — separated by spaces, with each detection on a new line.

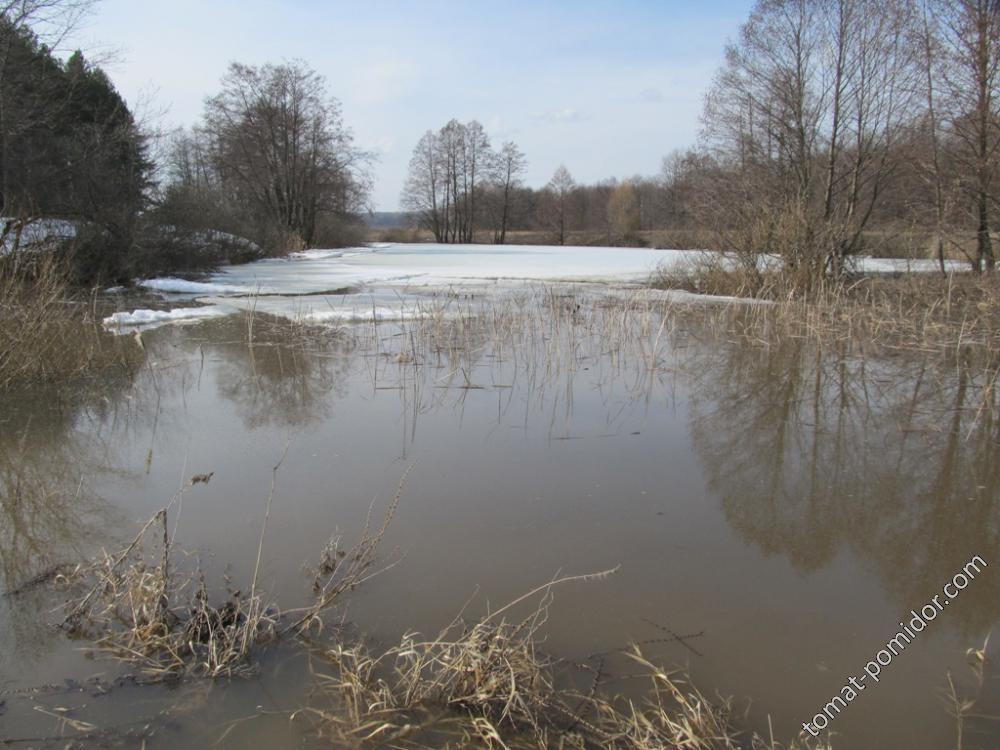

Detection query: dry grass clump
xmin=295 ymin=572 xmax=829 ymax=750
xmin=652 ymin=253 xmax=848 ymax=300
xmin=59 ymin=466 xmax=403 ymax=679
xmin=588 ymin=649 xmax=740 ymax=750
xmin=284 ymin=471 xmax=404 ymax=637
xmin=652 ymin=254 xmax=759 ymax=298
xmin=60 ymin=507 xmax=280 ymax=679
xmin=0 ymin=254 xmax=140 ymax=389
xmin=296 ymin=578 xmax=576 ymax=748
xmin=756 ymin=274 xmax=1000 ymax=363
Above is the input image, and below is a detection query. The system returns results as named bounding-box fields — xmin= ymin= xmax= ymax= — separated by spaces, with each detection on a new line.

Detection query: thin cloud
xmin=638 ymin=87 xmax=664 ymax=103
xmin=486 ymin=115 xmax=519 ymax=140
xmin=362 ymin=136 xmax=396 ymax=155
xmin=531 ymin=108 xmax=588 ymax=124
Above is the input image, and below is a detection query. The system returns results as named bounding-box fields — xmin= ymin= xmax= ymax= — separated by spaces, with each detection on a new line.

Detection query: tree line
xmin=9 ymin=0 xmax=1000 ymax=283
xmin=401 ymin=121 xmax=676 ymax=246
xmin=0 ymin=1 xmax=372 ymax=282
xmin=402 ymin=0 xmax=1000 ymax=281
xmin=673 ymin=0 xmax=1000 ymax=281
xmin=402 ymin=120 xmax=526 ymax=244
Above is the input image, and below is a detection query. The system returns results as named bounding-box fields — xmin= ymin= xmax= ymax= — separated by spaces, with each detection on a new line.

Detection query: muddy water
xmin=1 ymin=294 xmax=998 ymax=749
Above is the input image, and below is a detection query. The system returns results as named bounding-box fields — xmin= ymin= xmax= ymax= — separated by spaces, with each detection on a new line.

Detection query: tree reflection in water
xmin=681 ymin=331 xmax=1000 ymax=633
xmin=0 ymin=365 xmax=143 ymax=662
xmin=210 ymin=318 xmax=353 ymax=430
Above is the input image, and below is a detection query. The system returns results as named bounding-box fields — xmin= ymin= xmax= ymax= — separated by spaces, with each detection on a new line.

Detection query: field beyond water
xmin=1 ymin=243 xmax=998 ymax=749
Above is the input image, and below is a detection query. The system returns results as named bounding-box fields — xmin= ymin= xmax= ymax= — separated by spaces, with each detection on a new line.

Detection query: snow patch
xmin=299 ymin=306 xmax=429 ymax=324
xmin=103 ymin=305 xmax=231 ymax=331
xmin=138 ymin=277 xmax=258 ymax=295
xmin=856 ymin=257 xmax=968 ymax=274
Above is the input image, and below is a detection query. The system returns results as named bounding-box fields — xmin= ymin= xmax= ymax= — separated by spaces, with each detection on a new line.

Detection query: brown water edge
xmin=0 ymin=293 xmax=997 ymax=749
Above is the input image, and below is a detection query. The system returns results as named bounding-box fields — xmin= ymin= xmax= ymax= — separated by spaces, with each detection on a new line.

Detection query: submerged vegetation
xmin=299 ymin=597 xmax=755 ymax=750
xmin=0 ymin=255 xmax=141 ymax=389
xmin=59 ymin=462 xmax=401 ymax=679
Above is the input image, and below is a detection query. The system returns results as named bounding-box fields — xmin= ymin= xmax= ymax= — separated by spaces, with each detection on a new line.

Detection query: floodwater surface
xmin=1 ymin=245 xmax=998 ymax=749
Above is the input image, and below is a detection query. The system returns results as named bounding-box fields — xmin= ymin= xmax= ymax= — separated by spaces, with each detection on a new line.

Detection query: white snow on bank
xmin=288 ymin=249 xmax=347 ymax=261
xmin=196 ymin=228 xmax=262 ymax=253
xmin=138 ymin=277 xmax=259 ymax=295
xmin=856 ymin=257 xmax=968 ymax=274
xmin=103 ymin=306 xmax=231 ymax=330
xmin=105 ymin=243 xmax=971 ymax=334
xmin=288 ymin=248 xmax=372 ymax=261
xmin=202 ymin=244 xmax=705 ymax=295
xmin=151 ymin=243 xmax=973 ymax=302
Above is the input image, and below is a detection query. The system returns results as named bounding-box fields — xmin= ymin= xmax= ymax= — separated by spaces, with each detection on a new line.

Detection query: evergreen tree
xmin=0 ymin=20 xmax=152 ymax=280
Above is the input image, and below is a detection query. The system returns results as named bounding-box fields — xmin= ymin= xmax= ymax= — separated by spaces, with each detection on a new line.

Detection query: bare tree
xmin=402 ymin=129 xmax=445 ymax=241
xmin=915 ymin=0 xmax=953 ymax=273
xmin=462 ymin=120 xmax=490 ymax=242
xmin=701 ymin=0 xmax=921 ymax=287
xmin=0 ymin=0 xmax=96 ymax=45
xmin=485 ymin=141 xmax=527 ymax=244
xmin=929 ymin=0 xmax=1000 ymax=273
xmin=202 ymin=60 xmax=371 ymax=249
xmin=542 ymin=165 xmax=575 ymax=245
xmin=401 ymin=120 xmax=517 ymax=243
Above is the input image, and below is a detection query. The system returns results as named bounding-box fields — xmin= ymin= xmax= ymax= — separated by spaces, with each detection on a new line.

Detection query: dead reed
xmin=0 ymin=254 xmax=141 ymax=389
xmin=58 ymin=463 xmax=403 ymax=680
xmin=652 ymin=256 xmax=1000 ymax=364
xmin=295 ymin=570 xmax=831 ymax=750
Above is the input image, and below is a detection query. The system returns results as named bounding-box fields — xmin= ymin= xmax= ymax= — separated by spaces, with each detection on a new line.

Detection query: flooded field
xmin=1 ymin=246 xmax=998 ymax=749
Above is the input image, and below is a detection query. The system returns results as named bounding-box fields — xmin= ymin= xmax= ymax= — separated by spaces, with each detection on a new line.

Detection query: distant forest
xmin=4 ymin=0 xmax=1000 ymax=285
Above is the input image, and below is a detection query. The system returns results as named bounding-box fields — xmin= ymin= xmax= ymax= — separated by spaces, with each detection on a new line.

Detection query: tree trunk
xmin=977 ymin=191 xmax=994 ymax=272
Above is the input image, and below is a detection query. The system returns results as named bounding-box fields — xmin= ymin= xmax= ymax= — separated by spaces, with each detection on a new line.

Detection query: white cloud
xmin=531 ymin=108 xmax=588 ymax=124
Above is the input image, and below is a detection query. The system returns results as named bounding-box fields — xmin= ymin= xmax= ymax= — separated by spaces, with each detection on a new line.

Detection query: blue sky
xmin=77 ymin=0 xmax=753 ymax=210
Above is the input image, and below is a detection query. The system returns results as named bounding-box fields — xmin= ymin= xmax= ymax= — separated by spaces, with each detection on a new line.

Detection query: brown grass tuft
xmin=294 ymin=570 xmax=831 ymax=750
xmin=0 ymin=254 xmax=141 ymax=390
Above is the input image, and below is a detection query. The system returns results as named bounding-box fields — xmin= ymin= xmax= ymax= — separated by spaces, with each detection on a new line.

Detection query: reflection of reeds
xmin=0 ymin=255 xmax=142 ymax=389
